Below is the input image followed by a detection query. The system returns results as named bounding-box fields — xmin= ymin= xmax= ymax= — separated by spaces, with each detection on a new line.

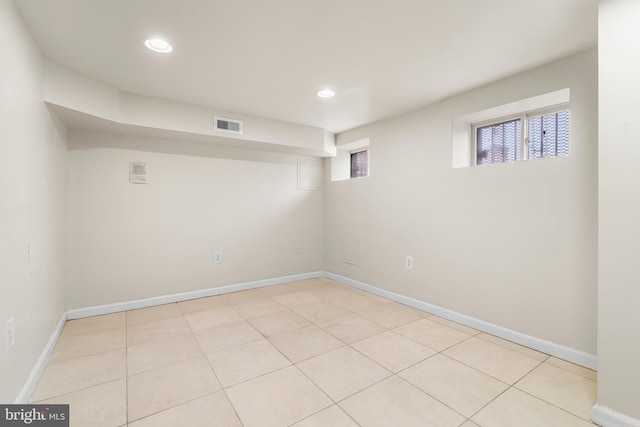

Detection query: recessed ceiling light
xmin=145 ymin=38 xmax=173 ymax=53
xmin=317 ymin=89 xmax=335 ymax=98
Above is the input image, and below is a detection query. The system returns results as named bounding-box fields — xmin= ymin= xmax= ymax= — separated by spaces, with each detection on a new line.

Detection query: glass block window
xmin=350 ymin=150 xmax=368 ymax=178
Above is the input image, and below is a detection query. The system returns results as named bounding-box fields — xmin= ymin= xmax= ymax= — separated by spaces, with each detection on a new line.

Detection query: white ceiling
xmin=14 ymin=0 xmax=597 ymax=134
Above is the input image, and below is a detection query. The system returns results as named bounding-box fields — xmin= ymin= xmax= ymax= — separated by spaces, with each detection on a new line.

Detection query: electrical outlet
xmin=214 ymin=250 xmax=223 ymax=264
xmin=6 ymin=318 xmax=14 ymax=350
xmin=405 ymin=255 xmax=413 ymax=270
xmin=295 ymin=247 xmax=301 ymax=254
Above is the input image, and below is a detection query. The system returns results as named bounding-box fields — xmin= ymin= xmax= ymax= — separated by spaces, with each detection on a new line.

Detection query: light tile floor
xmin=31 ymin=278 xmax=597 ymax=427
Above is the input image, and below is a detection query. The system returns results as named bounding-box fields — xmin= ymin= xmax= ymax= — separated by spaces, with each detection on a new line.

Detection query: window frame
xmin=350 ymin=148 xmax=369 ymax=179
xmin=472 ymin=103 xmax=570 ymax=166
xmin=473 ymin=113 xmax=524 ymax=166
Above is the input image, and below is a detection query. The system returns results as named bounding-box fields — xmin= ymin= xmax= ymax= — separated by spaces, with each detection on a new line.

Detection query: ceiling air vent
xmin=214 ymin=116 xmax=244 ymax=135
xmin=129 ymin=162 xmax=148 ymax=184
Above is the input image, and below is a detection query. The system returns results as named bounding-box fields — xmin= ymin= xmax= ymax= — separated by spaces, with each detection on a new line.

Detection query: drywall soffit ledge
xmin=47 ymin=103 xmax=334 ymax=158
xmin=42 ymin=61 xmax=336 ymax=158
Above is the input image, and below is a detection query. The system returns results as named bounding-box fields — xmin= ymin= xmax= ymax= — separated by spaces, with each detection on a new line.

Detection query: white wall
xmin=597 ymin=0 xmax=640 ymax=422
xmin=0 ymin=0 xmax=68 ymax=402
xmin=325 ymin=49 xmax=598 ymax=355
xmin=66 ymin=131 xmax=324 ymax=308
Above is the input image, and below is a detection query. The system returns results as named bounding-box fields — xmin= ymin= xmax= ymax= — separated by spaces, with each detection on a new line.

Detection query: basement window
xmin=451 ymin=88 xmax=570 ymax=169
xmin=331 ymin=137 xmax=370 ymax=182
xmin=528 ymin=109 xmax=570 ymax=159
xmin=474 ymin=106 xmax=570 ymax=166
xmin=350 ymin=150 xmax=369 ymax=178
xmin=475 ymin=118 xmax=522 ymax=165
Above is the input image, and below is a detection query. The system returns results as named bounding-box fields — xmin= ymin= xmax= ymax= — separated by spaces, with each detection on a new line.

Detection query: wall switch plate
xmin=214 ymin=250 xmax=223 ymax=264
xmin=405 ymin=255 xmax=414 ymax=270
xmin=6 ymin=318 xmax=14 ymax=350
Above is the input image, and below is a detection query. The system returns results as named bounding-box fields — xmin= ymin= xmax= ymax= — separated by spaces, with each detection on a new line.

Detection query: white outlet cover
xmin=214 ymin=250 xmax=223 ymax=264
xmin=405 ymin=256 xmax=414 ymax=270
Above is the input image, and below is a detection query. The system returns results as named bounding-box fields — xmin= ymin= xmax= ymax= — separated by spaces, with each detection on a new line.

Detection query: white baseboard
xmin=324 ymin=271 xmax=598 ymax=370
xmin=15 ymin=311 xmax=67 ymax=404
xmin=66 ymin=271 xmax=324 ymax=320
xmin=593 ymin=404 xmax=640 ymax=427
xmin=18 ymin=271 xmax=323 ymax=403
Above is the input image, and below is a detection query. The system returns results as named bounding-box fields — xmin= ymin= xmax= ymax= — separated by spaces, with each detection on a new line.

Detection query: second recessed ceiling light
xmin=317 ymin=89 xmax=336 ymax=98
xmin=145 ymin=38 xmax=173 ymax=53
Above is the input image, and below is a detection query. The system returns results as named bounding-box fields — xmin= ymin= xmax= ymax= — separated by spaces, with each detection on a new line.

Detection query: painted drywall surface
xmin=66 ymin=132 xmax=324 ymax=308
xmin=325 ymin=49 xmax=597 ymax=354
xmin=0 ymin=0 xmax=68 ymax=402
xmin=42 ymin=61 xmax=335 ymax=156
xmin=597 ymin=0 xmax=640 ymax=420
xmin=119 ymin=92 xmax=329 ymax=152
xmin=44 ymin=61 xmax=120 ymax=122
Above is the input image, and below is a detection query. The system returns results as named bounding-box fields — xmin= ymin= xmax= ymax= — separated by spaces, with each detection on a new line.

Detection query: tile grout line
xmin=383 ymin=331 xmax=558 ymax=424
xmin=438 ymin=336 xmax=552 ymax=386
xmin=464 ymin=356 xmax=550 ymax=423
xmin=187 ymin=301 xmax=248 ymax=427
xmin=282 ymin=325 xmax=390 ymax=420
xmin=258 ymin=286 xmax=488 ymax=424
xmin=127 ymin=391 xmax=225 ymax=426
xmin=257 ymin=296 xmax=400 ymax=420
xmin=347 ymin=332 xmax=437 ymax=376
xmin=45 ymin=325 xmax=126 ymax=365
xmin=127 ymin=305 xmax=237 ymax=425
xmin=390 ymin=318 xmax=479 ymax=353
xmin=466 ymin=384 xmax=513 ymax=425
xmin=220 ymin=387 xmax=246 ymax=427
xmin=514 ymin=383 xmax=597 ymax=423
xmin=368 ymin=326 xmax=501 ymax=423
xmin=542 ymin=358 xmax=598 ymax=381
xmin=392 ymin=373 xmax=471 ymax=421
